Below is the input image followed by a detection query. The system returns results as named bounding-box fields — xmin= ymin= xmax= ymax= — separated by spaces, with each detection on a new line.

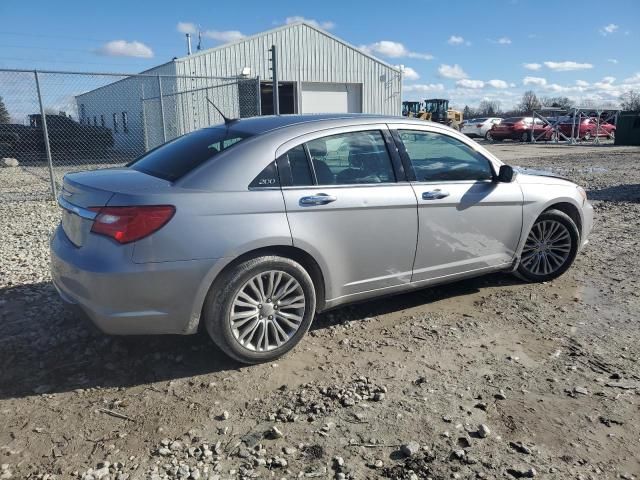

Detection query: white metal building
xmin=76 ymin=22 xmax=402 ymax=152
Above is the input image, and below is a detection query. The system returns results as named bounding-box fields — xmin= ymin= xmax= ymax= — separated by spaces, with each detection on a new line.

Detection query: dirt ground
xmin=1 ymin=142 xmax=639 ymax=480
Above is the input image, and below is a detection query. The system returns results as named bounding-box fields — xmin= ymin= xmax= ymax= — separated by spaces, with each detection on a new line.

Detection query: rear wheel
xmin=520 ymin=131 xmax=530 ymax=142
xmin=516 ymin=210 xmax=579 ymax=282
xmin=203 ymin=255 xmax=316 ymax=364
xmin=608 ymin=131 xmax=615 ymax=140
xmin=484 ymin=130 xmax=493 ymax=141
xmin=583 ymin=131 xmax=592 ymax=141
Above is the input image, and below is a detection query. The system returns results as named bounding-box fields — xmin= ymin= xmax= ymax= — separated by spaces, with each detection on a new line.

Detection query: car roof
xmin=211 ymin=113 xmax=440 ymax=136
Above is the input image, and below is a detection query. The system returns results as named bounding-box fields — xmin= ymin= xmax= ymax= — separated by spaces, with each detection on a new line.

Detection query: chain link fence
xmin=0 ymin=69 xmax=261 ymax=201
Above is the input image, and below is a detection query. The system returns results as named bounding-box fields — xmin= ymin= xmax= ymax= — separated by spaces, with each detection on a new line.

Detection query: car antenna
xmin=206 ymin=97 xmax=237 ymax=125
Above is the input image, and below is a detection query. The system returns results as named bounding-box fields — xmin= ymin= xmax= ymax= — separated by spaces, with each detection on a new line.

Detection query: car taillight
xmin=88 ymin=205 xmax=175 ymax=244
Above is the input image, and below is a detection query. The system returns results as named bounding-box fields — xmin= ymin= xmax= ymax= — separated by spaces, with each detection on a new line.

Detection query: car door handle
xmin=422 ymin=189 xmax=450 ymax=200
xmin=299 ymin=194 xmax=337 ymax=206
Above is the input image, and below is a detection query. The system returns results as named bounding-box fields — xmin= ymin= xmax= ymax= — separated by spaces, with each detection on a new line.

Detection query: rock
xmin=373 ymin=459 xmax=383 ymax=468
xmin=268 ymin=426 xmax=284 ymax=439
xmin=333 ymin=456 xmax=344 ymax=467
xmin=1 ymin=158 xmax=19 ymax=168
xmin=574 ymin=386 xmax=589 ymax=395
xmin=478 ymin=424 xmax=491 ymax=438
xmin=400 ymin=441 xmax=421 ymax=457
xmin=507 ymin=466 xmax=537 ymax=478
xmin=509 ymin=441 xmax=532 ymax=455
xmin=170 ymin=440 xmax=183 ymax=451
xmin=272 ymin=456 xmax=287 ymax=468
xmin=341 ymin=397 xmax=355 ymax=407
xmin=495 ymin=389 xmax=507 ymax=400
xmin=219 ymin=410 xmax=230 ymax=420
xmin=158 ymin=447 xmax=171 ymax=456
xmin=373 ymin=392 xmax=385 ymax=401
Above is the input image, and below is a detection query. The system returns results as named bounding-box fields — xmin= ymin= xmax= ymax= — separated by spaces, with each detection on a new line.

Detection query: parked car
xmin=51 ymin=114 xmax=593 ymax=363
xmin=461 ymin=117 xmax=502 ymax=140
xmin=0 ymin=114 xmax=114 ymax=159
xmin=556 ymin=117 xmax=616 ymax=141
xmin=488 ymin=117 xmax=552 ymax=142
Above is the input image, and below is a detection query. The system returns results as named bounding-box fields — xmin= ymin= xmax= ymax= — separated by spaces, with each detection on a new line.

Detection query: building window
xmin=100 ymin=115 xmax=105 ymax=127
xmin=113 ymin=113 xmax=118 ymax=133
xmin=122 ymin=112 xmax=129 ymax=133
xmin=80 ymin=104 xmax=86 ymax=123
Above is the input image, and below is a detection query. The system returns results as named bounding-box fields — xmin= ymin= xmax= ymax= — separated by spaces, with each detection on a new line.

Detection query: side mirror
xmin=497 ymin=164 xmax=516 ymax=183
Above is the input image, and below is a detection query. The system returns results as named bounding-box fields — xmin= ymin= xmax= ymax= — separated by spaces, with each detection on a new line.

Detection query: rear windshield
xmin=130 ymin=127 xmax=252 ymax=181
xmin=503 ymin=117 xmax=525 ymax=123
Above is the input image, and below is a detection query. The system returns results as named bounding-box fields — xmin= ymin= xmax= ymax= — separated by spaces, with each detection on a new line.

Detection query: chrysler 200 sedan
xmin=51 ymin=114 xmax=593 ymax=364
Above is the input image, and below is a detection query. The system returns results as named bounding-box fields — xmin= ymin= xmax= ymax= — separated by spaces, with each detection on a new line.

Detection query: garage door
xmin=300 ymin=83 xmax=362 ymax=114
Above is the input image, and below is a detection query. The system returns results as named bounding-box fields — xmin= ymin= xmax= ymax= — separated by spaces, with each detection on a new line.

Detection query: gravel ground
xmin=1 ymin=144 xmax=639 ymax=480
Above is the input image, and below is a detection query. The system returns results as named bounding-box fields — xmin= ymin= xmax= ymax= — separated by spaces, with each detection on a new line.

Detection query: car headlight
xmin=577 ymin=186 xmax=587 ymax=204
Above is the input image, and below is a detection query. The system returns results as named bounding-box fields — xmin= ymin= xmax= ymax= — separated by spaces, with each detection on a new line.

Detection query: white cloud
xmin=456 ymin=79 xmax=485 ymax=89
xmin=490 ymin=37 xmax=512 ymax=45
xmin=543 ymin=61 xmax=593 ymax=71
xmin=523 ymin=63 xmax=542 ymax=71
xmin=487 ymin=79 xmax=509 ymax=89
xmin=448 ymin=35 xmax=464 ymax=45
xmin=203 ymin=30 xmax=245 ymax=43
xmin=438 ymin=64 xmax=468 ymax=79
xmin=96 ymin=40 xmax=153 ymax=58
xmin=285 ymin=16 xmax=335 ymax=30
xmin=601 ymin=76 xmax=616 ymax=84
xmin=624 ymin=72 xmax=640 ymax=83
xmin=403 ymin=83 xmax=445 ymax=93
xmin=600 ymin=23 xmax=619 ymax=35
xmin=523 ymin=76 xmax=547 ymax=86
xmin=398 ymin=66 xmax=420 ymax=81
xmin=607 ymin=58 xmax=619 ymax=64
xmin=576 ymin=80 xmax=590 ymax=87
xmin=360 ymin=41 xmax=433 ymax=60
xmin=177 ymin=22 xmax=197 ymax=34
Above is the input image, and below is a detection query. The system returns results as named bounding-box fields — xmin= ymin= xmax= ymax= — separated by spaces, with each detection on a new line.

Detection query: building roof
xmin=175 ymin=21 xmax=400 ymax=72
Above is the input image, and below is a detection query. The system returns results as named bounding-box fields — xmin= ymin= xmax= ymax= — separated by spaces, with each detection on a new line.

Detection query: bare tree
xmin=0 ymin=96 xmax=10 ymax=124
xmin=540 ymin=96 xmax=574 ymax=110
xmin=518 ymin=90 xmax=541 ymax=114
xmin=620 ymin=90 xmax=640 ymax=111
xmin=478 ymin=100 xmax=501 ymax=116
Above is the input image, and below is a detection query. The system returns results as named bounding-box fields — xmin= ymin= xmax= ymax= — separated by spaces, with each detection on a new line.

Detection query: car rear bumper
xmin=50 ymin=225 xmax=219 ymax=335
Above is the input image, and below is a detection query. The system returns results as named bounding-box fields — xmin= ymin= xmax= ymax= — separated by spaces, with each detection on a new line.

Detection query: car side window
xmin=305 ymin=130 xmax=396 ymax=185
xmin=277 ymin=145 xmax=314 ymax=187
xmin=397 ymin=130 xmax=493 ymax=182
xmin=249 ymin=161 xmax=280 ymax=189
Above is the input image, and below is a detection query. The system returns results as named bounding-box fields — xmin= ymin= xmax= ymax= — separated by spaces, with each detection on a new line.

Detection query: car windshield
xmin=129 ymin=127 xmax=253 ymax=181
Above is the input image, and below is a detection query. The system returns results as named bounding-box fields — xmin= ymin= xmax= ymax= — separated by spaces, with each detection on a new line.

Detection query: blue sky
xmin=1 ymin=0 xmax=639 ymax=109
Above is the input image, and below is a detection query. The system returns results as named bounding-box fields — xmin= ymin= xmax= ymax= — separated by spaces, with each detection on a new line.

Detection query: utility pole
xmin=269 ymin=45 xmax=279 ymax=115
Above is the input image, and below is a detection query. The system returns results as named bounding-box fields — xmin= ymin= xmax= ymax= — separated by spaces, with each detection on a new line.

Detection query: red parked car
xmin=488 ymin=117 xmax=552 ymax=142
xmin=556 ymin=117 xmax=615 ymax=141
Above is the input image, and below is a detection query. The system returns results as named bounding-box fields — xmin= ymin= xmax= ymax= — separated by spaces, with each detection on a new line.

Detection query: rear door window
xmin=305 ymin=130 xmax=396 ymax=185
xmin=130 ymin=128 xmax=252 ymax=181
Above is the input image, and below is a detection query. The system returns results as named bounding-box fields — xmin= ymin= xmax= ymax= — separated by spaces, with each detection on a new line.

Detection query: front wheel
xmin=516 ymin=210 xmax=580 ymax=282
xmin=203 ymin=256 xmax=316 ymax=364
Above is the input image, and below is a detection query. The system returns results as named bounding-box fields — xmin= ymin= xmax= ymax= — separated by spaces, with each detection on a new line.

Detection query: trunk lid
xmin=59 ymin=168 xmax=172 ymax=247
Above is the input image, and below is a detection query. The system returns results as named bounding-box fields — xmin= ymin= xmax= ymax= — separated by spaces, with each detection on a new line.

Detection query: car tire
xmin=203 ymin=255 xmax=316 ymax=364
xmin=608 ymin=131 xmax=615 ymax=140
xmin=484 ymin=131 xmax=493 ymax=141
xmin=583 ymin=131 xmax=592 ymax=141
xmin=520 ymin=131 xmax=530 ymax=142
xmin=515 ymin=209 xmax=580 ymax=283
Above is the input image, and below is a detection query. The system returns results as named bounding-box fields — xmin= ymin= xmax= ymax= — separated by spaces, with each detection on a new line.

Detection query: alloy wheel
xmin=520 ymin=220 xmax=572 ymax=276
xmin=230 ymin=270 xmax=306 ymax=352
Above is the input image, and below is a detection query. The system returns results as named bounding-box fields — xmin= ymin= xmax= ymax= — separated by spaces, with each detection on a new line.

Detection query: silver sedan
xmin=51 ymin=114 xmax=593 ymax=363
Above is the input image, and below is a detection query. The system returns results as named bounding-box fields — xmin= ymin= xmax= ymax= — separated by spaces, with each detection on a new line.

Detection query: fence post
xmin=255 ymin=76 xmax=261 ymax=116
xmin=157 ymin=75 xmax=167 ymax=143
xmin=34 ymin=70 xmax=57 ymax=200
xmin=270 ymin=45 xmax=279 ymax=115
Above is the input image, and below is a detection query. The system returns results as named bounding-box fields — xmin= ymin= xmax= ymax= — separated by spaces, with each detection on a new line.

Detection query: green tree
xmin=0 ymin=96 xmax=10 ymax=123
